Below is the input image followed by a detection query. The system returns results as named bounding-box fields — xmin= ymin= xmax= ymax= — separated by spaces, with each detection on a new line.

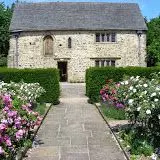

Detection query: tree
xmin=0 ymin=2 xmax=13 ymax=56
xmin=147 ymin=16 xmax=160 ymax=66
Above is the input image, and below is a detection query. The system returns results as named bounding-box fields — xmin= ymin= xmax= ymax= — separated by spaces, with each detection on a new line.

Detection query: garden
xmin=86 ymin=67 xmax=160 ymax=160
xmin=0 ymin=81 xmax=45 ymax=159
xmin=0 ymin=68 xmax=60 ymax=159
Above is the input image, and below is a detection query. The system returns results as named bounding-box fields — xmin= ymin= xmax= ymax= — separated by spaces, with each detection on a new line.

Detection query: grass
xmin=33 ymin=103 xmax=46 ymax=115
xmin=101 ymin=103 xmax=126 ymax=120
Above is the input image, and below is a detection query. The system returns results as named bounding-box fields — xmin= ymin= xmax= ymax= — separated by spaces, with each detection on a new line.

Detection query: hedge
xmin=86 ymin=66 xmax=160 ymax=102
xmin=0 ymin=68 xmax=60 ymax=104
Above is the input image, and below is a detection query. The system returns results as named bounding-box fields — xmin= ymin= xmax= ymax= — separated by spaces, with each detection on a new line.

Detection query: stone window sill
xmin=95 ymin=42 xmax=118 ymax=44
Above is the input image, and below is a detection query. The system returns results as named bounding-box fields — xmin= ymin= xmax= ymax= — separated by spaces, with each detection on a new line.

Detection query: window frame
xmin=95 ymin=32 xmax=117 ymax=43
xmin=43 ymin=35 xmax=54 ymax=56
xmin=68 ymin=37 xmax=72 ymax=49
xmin=95 ymin=59 xmax=116 ymax=67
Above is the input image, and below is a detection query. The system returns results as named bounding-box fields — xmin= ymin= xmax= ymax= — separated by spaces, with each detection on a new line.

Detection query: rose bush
xmin=100 ymin=72 xmax=160 ymax=158
xmin=0 ymin=81 xmax=45 ymax=159
xmin=0 ymin=81 xmax=45 ymax=104
xmin=100 ymin=80 xmax=124 ymax=109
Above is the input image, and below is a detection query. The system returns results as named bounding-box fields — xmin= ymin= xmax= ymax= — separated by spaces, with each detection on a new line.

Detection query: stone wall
xmin=8 ymin=30 xmax=146 ymax=82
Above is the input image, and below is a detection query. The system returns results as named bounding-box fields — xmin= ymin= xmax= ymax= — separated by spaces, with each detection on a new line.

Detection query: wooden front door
xmin=58 ymin=62 xmax=67 ymax=82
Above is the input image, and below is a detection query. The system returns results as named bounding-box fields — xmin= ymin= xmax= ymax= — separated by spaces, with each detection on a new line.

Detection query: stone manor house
xmin=8 ymin=2 xmax=147 ymax=82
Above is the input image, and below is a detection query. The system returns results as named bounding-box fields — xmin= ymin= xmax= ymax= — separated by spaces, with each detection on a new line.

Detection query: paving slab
xmin=24 ymin=83 xmax=125 ymax=160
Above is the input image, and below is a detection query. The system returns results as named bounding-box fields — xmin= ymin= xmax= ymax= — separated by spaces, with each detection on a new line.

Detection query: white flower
xmin=130 ymin=76 xmax=134 ymax=80
xmin=124 ymin=81 xmax=129 ymax=85
xmin=154 ymin=99 xmax=158 ymax=102
xmin=146 ymin=109 xmax=151 ymax=115
xmin=152 ymin=104 xmax=155 ymax=108
xmin=133 ymin=89 xmax=137 ymax=93
xmin=128 ymin=99 xmax=134 ymax=105
xmin=20 ymin=85 xmax=23 ymax=90
xmin=144 ymin=91 xmax=147 ymax=94
xmin=151 ymin=92 xmax=156 ymax=97
xmin=136 ymin=76 xmax=140 ymax=79
xmin=155 ymin=87 xmax=160 ymax=91
xmin=121 ymin=82 xmax=124 ymax=85
xmin=143 ymin=84 xmax=148 ymax=88
xmin=126 ymin=145 xmax=130 ymax=148
xmin=137 ymin=107 xmax=141 ymax=111
xmin=129 ymin=86 xmax=133 ymax=90
xmin=158 ymin=115 xmax=160 ymax=120
xmin=151 ymin=153 xmax=157 ymax=160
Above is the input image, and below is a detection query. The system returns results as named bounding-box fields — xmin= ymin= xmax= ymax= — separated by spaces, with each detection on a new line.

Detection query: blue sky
xmin=1 ymin=0 xmax=160 ymax=20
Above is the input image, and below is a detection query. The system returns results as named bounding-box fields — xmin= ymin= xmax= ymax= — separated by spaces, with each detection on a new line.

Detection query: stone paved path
xmin=25 ymin=83 xmax=125 ymax=160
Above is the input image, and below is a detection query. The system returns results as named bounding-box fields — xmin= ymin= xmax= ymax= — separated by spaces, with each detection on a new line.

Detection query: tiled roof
xmin=10 ymin=2 xmax=147 ymax=32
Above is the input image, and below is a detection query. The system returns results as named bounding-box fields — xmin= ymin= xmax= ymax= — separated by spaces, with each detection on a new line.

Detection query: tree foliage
xmin=0 ymin=3 xmax=13 ymax=56
xmin=147 ymin=16 xmax=160 ymax=66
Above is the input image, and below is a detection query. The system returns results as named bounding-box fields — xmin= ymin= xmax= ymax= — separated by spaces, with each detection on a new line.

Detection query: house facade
xmin=8 ymin=2 xmax=147 ymax=82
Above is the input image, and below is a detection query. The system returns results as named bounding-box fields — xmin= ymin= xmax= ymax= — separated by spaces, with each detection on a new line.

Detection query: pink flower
xmin=33 ymin=112 xmax=39 ymax=116
xmin=105 ymin=94 xmax=109 ymax=100
xmin=100 ymin=89 xmax=105 ymax=95
xmin=22 ymin=105 xmax=31 ymax=112
xmin=3 ymin=106 xmax=10 ymax=113
xmin=116 ymin=83 xmax=120 ymax=87
xmin=2 ymin=94 xmax=12 ymax=105
xmin=26 ymin=103 xmax=32 ymax=107
xmin=6 ymin=139 xmax=12 ymax=147
xmin=37 ymin=116 xmax=43 ymax=121
xmin=7 ymin=111 xmax=17 ymax=118
xmin=111 ymin=89 xmax=116 ymax=94
xmin=35 ymin=121 xmax=41 ymax=126
xmin=0 ymin=146 xmax=4 ymax=155
xmin=16 ymin=129 xmax=24 ymax=140
xmin=7 ymin=118 xmax=13 ymax=125
xmin=21 ymin=105 xmax=27 ymax=110
xmin=0 ymin=136 xmax=3 ymax=143
xmin=0 ymin=124 xmax=7 ymax=131
xmin=21 ymin=119 xmax=27 ymax=125
xmin=35 ymin=117 xmax=43 ymax=126
xmin=4 ymin=136 xmax=12 ymax=147
xmin=14 ymin=118 xmax=22 ymax=129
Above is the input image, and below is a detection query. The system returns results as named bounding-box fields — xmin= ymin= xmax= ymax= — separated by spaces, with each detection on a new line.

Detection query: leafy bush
xmin=103 ymin=72 xmax=160 ymax=158
xmin=120 ymin=128 xmax=154 ymax=157
xmin=117 ymin=74 xmax=160 ymax=125
xmin=0 ymin=86 xmax=44 ymax=159
xmin=0 ymin=81 xmax=45 ymax=105
xmin=86 ymin=66 xmax=160 ymax=102
xmin=0 ymin=68 xmax=60 ymax=104
xmin=0 ymin=55 xmax=7 ymax=67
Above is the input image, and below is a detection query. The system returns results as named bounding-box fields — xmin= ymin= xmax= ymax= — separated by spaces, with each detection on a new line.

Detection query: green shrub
xmin=120 ymin=128 xmax=154 ymax=157
xmin=86 ymin=66 xmax=160 ymax=102
xmin=0 ymin=68 xmax=60 ymax=104
xmin=0 ymin=55 xmax=7 ymax=67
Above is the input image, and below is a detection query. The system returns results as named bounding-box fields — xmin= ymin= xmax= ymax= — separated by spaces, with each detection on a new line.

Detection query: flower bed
xmin=0 ymin=68 xmax=60 ymax=104
xmin=99 ymin=72 xmax=160 ymax=160
xmin=0 ymin=81 xmax=45 ymax=159
xmin=86 ymin=66 xmax=160 ymax=102
xmin=100 ymin=80 xmax=126 ymax=120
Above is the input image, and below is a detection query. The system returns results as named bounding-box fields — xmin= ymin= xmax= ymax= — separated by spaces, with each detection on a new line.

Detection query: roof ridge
xmin=16 ymin=2 xmax=138 ymax=6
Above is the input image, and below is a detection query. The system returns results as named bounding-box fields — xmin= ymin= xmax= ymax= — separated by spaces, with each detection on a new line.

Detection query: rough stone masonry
xmin=8 ymin=2 xmax=147 ymax=82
